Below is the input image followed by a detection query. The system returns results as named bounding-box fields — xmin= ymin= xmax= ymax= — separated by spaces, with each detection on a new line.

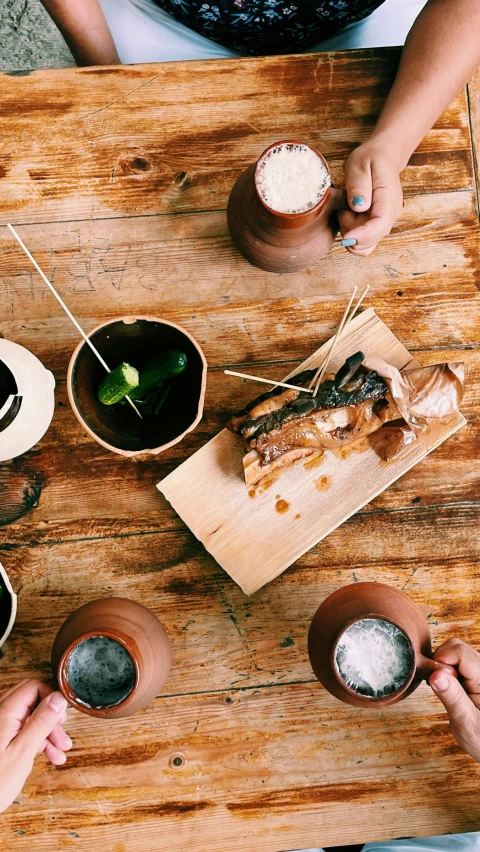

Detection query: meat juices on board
xmin=256 ymin=143 xmax=331 ymax=214
xmin=334 ymin=618 xmax=414 ymax=699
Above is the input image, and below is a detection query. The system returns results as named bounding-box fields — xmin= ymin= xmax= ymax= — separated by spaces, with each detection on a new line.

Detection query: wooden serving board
xmin=158 ymin=308 xmax=466 ymax=595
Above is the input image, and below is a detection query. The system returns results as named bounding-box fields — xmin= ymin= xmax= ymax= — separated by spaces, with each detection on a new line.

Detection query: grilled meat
xmin=226 ymin=355 xmax=399 ymax=487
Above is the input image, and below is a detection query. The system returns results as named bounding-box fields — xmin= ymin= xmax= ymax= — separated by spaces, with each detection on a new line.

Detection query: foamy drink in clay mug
xmin=51 ymin=597 xmax=171 ymax=719
xmin=227 ymin=140 xmax=344 ymax=273
xmin=308 ymin=582 xmax=457 ymax=708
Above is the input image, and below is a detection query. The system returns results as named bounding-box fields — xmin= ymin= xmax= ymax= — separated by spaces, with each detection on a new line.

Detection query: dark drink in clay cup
xmin=227 ymin=139 xmax=345 ymax=273
xmin=66 ymin=636 xmax=137 ymax=710
xmin=52 ymin=597 xmax=172 ymax=719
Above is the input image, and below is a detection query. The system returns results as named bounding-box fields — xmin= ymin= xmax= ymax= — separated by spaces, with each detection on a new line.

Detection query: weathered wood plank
xmin=0 ymin=51 xmax=473 ymax=227
xmin=1 ymin=682 xmax=480 ymax=852
xmin=0 ymin=347 xmax=477 ymax=547
xmin=1 ymin=512 xmax=480 ymax=849
xmin=1 ymin=193 xmax=479 ymax=382
xmin=467 ymin=67 xmax=480 ymax=215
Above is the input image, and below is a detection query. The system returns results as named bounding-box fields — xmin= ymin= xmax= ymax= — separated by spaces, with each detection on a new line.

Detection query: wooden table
xmin=0 ymin=49 xmax=479 ymax=852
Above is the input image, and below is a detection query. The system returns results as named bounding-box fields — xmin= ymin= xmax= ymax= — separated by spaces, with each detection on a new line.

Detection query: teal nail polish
xmin=352 ymin=195 xmax=366 ymax=208
xmin=341 ymin=238 xmax=357 ymax=247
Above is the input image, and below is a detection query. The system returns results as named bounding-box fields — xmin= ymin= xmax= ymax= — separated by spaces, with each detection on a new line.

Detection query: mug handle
xmin=329 ymin=187 xmax=347 ymax=212
xmin=417 ymin=654 xmax=458 ymax=681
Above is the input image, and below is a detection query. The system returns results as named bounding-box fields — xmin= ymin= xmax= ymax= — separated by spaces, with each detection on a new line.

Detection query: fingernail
xmin=431 ymin=674 xmax=449 ymax=692
xmin=48 ymin=692 xmax=68 ymax=713
xmin=341 ymin=238 xmax=357 ymax=247
xmin=352 ymin=195 xmax=366 ymax=208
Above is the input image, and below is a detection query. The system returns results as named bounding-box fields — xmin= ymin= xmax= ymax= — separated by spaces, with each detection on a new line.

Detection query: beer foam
xmin=335 ymin=618 xmax=413 ymax=699
xmin=256 ymin=142 xmax=331 ymax=214
xmin=67 ymin=636 xmax=136 ymax=709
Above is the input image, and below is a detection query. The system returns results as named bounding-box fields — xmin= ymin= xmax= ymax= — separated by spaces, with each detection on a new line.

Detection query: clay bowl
xmin=51 ymin=597 xmax=172 ymax=719
xmin=308 ymin=582 xmax=456 ymax=708
xmin=0 ymin=561 xmax=17 ymax=654
xmin=67 ymin=316 xmax=207 ymax=457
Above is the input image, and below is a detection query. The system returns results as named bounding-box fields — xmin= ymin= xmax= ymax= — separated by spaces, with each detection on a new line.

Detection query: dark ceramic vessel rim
xmin=57 ymin=629 xmax=141 ymax=717
xmin=66 ymin=315 xmax=208 ymax=457
xmin=330 ymin=613 xmax=417 ymax=702
xmin=254 ymin=139 xmax=332 ymax=219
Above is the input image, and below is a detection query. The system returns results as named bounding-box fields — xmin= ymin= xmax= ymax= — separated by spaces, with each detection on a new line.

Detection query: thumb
xmin=429 ymin=670 xmax=477 ymax=731
xmin=345 ymin=153 xmax=373 ymax=213
xmin=13 ymin=692 xmax=68 ymax=760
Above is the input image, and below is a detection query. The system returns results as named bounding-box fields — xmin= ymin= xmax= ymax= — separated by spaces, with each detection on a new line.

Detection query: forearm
xmin=41 ymin=0 xmax=120 ymax=66
xmin=370 ymin=0 xmax=480 ymax=169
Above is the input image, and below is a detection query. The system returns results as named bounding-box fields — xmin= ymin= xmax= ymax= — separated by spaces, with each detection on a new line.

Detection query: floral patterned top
xmin=153 ymin=0 xmax=385 ymax=55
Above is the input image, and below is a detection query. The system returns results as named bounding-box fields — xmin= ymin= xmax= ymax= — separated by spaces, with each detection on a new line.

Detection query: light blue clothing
xmin=363 ymin=834 xmax=480 ymax=851
xmin=289 ymin=833 xmax=480 ymax=851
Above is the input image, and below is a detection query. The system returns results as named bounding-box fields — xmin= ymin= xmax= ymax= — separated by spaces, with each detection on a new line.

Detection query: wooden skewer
xmin=225 ymin=284 xmax=371 ymax=398
xmin=7 ymin=224 xmax=142 ymax=419
xmin=308 ymin=286 xmax=358 ymax=394
xmin=345 ymin=283 xmax=370 ymax=327
xmin=307 ymin=284 xmax=370 ymax=395
xmin=224 ymin=370 xmax=314 ymax=394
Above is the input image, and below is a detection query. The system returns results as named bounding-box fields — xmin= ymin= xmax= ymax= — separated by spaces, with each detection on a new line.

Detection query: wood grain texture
xmin=0 ymin=342 xmax=477 ymax=549
xmin=0 ymin=49 xmax=479 ymax=851
xmin=468 ymin=67 xmax=480 ymax=216
xmin=0 ymin=51 xmax=474 ymax=226
xmin=1 ymin=514 xmax=480 ymax=850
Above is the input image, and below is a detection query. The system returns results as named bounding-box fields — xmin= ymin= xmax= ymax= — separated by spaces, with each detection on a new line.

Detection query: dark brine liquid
xmin=67 ymin=636 xmax=136 ymax=709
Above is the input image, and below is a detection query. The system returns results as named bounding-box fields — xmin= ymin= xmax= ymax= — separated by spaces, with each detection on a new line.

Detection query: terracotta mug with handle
xmin=308 ymin=582 xmax=457 ymax=707
xmin=227 ymin=139 xmax=345 ymax=273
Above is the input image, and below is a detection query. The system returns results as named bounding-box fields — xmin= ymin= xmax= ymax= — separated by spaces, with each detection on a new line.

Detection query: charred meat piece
xmin=334 ymin=350 xmax=365 ymax=389
xmin=254 ymin=393 xmax=397 ymax=465
xmin=228 ymin=369 xmax=316 ymax=434
xmin=231 ymin=369 xmax=389 ymax=443
xmin=226 ymin=358 xmax=401 ymax=488
xmin=243 ymin=395 xmax=399 ymax=487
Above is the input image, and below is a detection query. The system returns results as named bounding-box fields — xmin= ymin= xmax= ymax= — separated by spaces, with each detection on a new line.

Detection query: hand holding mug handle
xmin=417 ymin=654 xmax=458 ymax=681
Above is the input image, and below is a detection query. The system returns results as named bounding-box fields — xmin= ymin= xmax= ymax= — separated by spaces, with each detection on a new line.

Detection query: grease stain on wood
xmin=315 ymin=475 xmax=331 ymax=492
xmin=304 ymin=453 xmax=325 ymax=470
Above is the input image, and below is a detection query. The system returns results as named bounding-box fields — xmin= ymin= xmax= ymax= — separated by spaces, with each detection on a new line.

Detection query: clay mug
xmin=51 ymin=597 xmax=172 ymax=719
xmin=227 ymin=139 xmax=345 ymax=273
xmin=308 ymin=582 xmax=457 ymax=707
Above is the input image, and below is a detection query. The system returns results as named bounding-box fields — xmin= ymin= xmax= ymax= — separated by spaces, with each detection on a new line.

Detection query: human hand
xmin=429 ymin=639 xmax=480 ymax=762
xmin=0 ymin=679 xmax=72 ymax=813
xmin=338 ymin=136 xmax=404 ymax=257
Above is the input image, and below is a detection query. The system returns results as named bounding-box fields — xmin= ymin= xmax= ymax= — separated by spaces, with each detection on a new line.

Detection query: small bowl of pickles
xmin=67 ymin=316 xmax=207 ymax=456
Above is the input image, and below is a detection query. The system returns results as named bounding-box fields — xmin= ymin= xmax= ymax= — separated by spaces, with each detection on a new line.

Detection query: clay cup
xmin=227 ymin=139 xmax=345 ymax=273
xmin=308 ymin=582 xmax=456 ymax=707
xmin=51 ymin=597 xmax=172 ymax=719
